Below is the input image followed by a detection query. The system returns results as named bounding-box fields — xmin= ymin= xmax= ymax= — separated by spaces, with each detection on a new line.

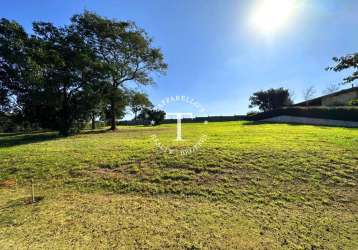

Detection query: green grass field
xmin=0 ymin=121 xmax=357 ymax=249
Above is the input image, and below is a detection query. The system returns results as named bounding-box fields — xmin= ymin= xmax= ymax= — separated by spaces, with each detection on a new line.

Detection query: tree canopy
xmin=138 ymin=108 xmax=166 ymax=125
xmin=128 ymin=91 xmax=153 ymax=120
xmin=326 ymin=53 xmax=358 ymax=85
xmin=249 ymin=88 xmax=293 ymax=112
xmin=70 ymin=11 xmax=167 ymax=130
xmin=0 ymin=12 xmax=166 ymax=135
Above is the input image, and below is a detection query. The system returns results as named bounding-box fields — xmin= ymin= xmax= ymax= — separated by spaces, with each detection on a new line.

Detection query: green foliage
xmin=0 ymin=12 xmax=165 ymax=134
xmin=0 ymin=114 xmax=17 ymax=132
xmin=249 ymin=87 xmax=293 ymax=112
xmin=128 ymin=91 xmax=153 ymax=120
xmin=70 ymin=11 xmax=167 ymax=130
xmin=348 ymin=98 xmax=358 ymax=106
xmin=250 ymin=106 xmax=358 ymax=122
xmin=0 ymin=83 xmax=10 ymax=113
xmin=138 ymin=108 xmax=166 ymax=125
xmin=246 ymin=111 xmax=259 ymax=116
xmin=103 ymin=88 xmax=129 ymax=124
xmin=31 ymin=21 xmax=99 ymax=135
xmin=326 ymin=53 xmax=358 ymax=85
xmin=0 ymin=18 xmax=99 ymax=135
xmin=0 ymin=18 xmax=39 ymax=119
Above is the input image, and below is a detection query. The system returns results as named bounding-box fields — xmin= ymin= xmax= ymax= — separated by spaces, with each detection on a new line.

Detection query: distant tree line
xmin=0 ymin=11 xmax=167 ymax=135
xmin=249 ymin=53 xmax=357 ymax=112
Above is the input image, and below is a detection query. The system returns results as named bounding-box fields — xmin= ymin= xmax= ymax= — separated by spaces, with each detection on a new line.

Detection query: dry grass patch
xmin=0 ymin=189 xmax=274 ymax=249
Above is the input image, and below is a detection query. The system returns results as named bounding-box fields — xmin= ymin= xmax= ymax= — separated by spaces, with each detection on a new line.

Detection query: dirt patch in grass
xmin=0 ymin=179 xmax=16 ymax=188
xmin=93 ymin=168 xmax=117 ymax=175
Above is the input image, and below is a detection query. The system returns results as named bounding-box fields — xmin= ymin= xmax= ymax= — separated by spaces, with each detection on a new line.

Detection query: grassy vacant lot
xmin=0 ymin=121 xmax=357 ymax=249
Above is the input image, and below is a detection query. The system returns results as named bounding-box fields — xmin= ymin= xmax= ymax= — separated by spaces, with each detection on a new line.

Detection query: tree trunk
xmin=91 ymin=114 xmax=96 ymax=130
xmin=59 ymin=87 xmax=72 ymax=136
xmin=59 ymin=114 xmax=72 ymax=136
xmin=110 ymin=99 xmax=116 ymax=131
xmin=59 ymin=106 xmax=71 ymax=136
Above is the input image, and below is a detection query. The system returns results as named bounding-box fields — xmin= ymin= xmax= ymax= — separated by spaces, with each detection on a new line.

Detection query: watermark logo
xmin=166 ymin=112 xmax=193 ymax=141
xmin=150 ymin=95 xmax=208 ymax=155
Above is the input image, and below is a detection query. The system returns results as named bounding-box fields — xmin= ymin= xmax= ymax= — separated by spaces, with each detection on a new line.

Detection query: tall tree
xmin=128 ymin=91 xmax=152 ymax=120
xmin=0 ymin=18 xmax=43 ymax=125
xmin=249 ymin=87 xmax=293 ymax=112
xmin=326 ymin=53 xmax=358 ymax=86
xmin=0 ymin=18 xmax=104 ymax=135
xmin=30 ymin=21 xmax=99 ymax=135
xmin=71 ymin=11 xmax=167 ymax=130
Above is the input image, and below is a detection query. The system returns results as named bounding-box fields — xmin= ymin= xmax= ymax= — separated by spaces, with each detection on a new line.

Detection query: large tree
xmin=326 ymin=53 xmax=358 ymax=86
xmin=0 ymin=18 xmax=43 ymax=125
xmin=249 ymin=87 xmax=293 ymax=112
xmin=71 ymin=11 xmax=167 ymax=130
xmin=1 ymin=13 xmax=165 ymax=134
xmin=0 ymin=18 xmax=103 ymax=135
xmin=30 ymin=21 xmax=100 ymax=135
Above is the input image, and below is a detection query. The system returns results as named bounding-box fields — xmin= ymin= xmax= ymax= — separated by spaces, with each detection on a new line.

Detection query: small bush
xmin=348 ymin=99 xmax=358 ymax=106
xmin=0 ymin=115 xmax=20 ymax=133
xmin=247 ymin=111 xmax=259 ymax=116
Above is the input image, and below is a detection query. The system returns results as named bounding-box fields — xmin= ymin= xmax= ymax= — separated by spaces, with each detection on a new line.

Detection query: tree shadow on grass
xmin=0 ymin=132 xmax=59 ymax=148
xmin=81 ymin=126 xmax=171 ymax=135
xmin=0 ymin=132 xmax=25 ymax=138
xmin=80 ymin=128 xmax=114 ymax=135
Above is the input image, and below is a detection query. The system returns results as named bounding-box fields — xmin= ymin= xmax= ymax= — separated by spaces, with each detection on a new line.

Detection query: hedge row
xmin=119 ymin=107 xmax=358 ymax=126
xmin=166 ymin=115 xmax=247 ymax=123
xmin=119 ymin=115 xmax=247 ymax=125
xmin=249 ymin=107 xmax=358 ymax=122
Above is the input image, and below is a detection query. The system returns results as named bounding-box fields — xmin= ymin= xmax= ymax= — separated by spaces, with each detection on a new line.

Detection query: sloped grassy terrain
xmin=0 ymin=122 xmax=357 ymax=249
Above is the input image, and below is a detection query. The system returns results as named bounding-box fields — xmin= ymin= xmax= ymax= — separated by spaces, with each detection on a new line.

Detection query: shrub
xmin=348 ymin=99 xmax=358 ymax=106
xmin=138 ymin=108 xmax=166 ymax=125
xmin=249 ymin=107 xmax=358 ymax=122
xmin=247 ymin=111 xmax=259 ymax=117
xmin=0 ymin=114 xmax=20 ymax=133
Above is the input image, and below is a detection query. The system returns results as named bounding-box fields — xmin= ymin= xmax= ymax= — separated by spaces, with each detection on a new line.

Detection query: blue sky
xmin=1 ymin=0 xmax=357 ymax=116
